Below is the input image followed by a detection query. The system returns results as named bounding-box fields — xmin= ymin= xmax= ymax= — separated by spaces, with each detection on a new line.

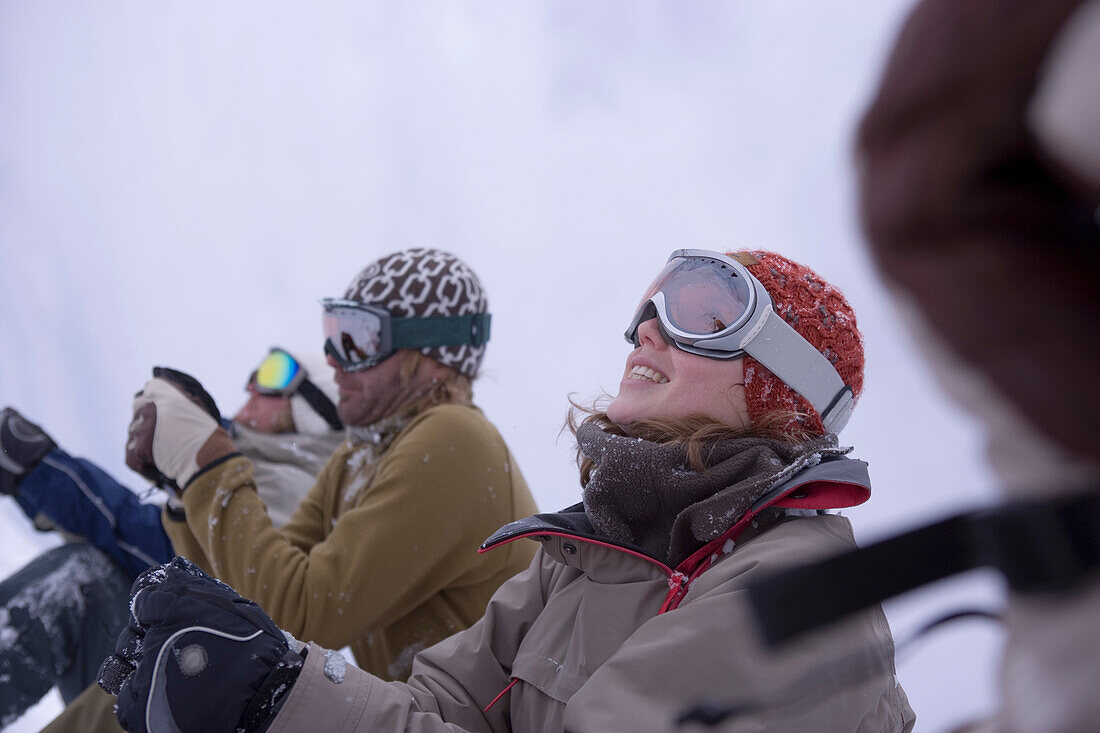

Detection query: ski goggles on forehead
xmin=321 ymin=299 xmax=491 ymax=372
xmin=624 ymin=249 xmax=854 ymax=434
xmin=248 ymin=347 xmax=343 ymax=430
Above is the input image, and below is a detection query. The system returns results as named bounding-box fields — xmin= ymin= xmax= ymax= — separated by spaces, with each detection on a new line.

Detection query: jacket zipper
xmin=659 ymin=571 xmax=691 ymax=614
xmin=477 ymin=512 xmax=778 ymax=712
xmin=484 ymin=678 xmax=519 ymax=713
xmin=483 ymin=529 xmax=699 ymax=614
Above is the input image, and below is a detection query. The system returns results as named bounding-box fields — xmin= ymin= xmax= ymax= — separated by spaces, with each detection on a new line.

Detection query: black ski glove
xmin=98 ymin=557 xmax=305 ymax=733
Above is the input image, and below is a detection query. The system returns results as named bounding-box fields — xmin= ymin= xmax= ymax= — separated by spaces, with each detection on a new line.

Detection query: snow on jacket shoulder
xmin=163 ymin=403 xmax=539 ymax=682
xmin=268 ymin=507 xmax=915 ymax=733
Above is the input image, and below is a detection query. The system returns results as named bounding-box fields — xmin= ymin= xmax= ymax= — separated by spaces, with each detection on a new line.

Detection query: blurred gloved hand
xmin=126 ymin=367 xmax=227 ymax=490
xmin=0 ymin=407 xmax=57 ymax=494
xmin=99 ymin=556 xmax=305 ymax=733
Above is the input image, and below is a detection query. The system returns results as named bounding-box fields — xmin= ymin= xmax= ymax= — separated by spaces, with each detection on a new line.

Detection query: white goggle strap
xmin=739 ymin=305 xmax=854 ymax=434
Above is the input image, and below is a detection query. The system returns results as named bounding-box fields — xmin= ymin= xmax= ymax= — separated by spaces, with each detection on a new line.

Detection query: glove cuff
xmin=236 ymin=646 xmax=307 ymax=733
xmin=182 ymin=451 xmax=243 ymax=491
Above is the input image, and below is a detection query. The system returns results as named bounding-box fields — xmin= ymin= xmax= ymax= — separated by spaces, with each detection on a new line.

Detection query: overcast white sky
xmin=1 ymin=2 xmax=1005 ymax=730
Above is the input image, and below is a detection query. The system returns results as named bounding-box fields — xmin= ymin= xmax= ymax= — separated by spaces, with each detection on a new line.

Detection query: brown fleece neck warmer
xmin=578 ymin=422 xmax=845 ymax=567
xmin=346 ymin=408 xmax=418 ymax=456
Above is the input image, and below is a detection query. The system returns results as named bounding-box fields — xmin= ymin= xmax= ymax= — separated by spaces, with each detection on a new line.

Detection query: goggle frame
xmin=251 ymin=347 xmax=307 ymax=396
xmin=625 ymin=249 xmax=854 ymax=434
xmin=321 ymin=298 xmax=492 ymax=374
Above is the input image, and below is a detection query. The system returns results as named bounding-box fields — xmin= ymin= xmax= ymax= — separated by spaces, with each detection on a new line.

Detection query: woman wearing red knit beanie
xmin=103 ymin=249 xmax=911 ymax=733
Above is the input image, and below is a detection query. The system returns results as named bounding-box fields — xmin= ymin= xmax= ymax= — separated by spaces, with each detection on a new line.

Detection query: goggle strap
xmin=740 ymin=306 xmax=853 ymax=434
xmin=390 ymin=313 xmax=491 ymax=350
xmin=295 ymin=378 xmax=344 ymax=431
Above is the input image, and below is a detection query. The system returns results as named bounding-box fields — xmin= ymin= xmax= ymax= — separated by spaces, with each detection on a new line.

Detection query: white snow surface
xmin=0 ymin=548 xmax=120 ymax=728
xmin=0 ymin=1 xmax=1004 ymax=731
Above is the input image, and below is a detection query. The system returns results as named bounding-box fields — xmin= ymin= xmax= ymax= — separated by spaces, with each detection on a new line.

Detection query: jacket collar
xmin=481 ymin=454 xmax=872 ymax=573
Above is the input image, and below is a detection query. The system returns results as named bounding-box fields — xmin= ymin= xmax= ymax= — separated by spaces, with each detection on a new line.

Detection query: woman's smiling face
xmin=606 ymin=316 xmax=751 ymax=430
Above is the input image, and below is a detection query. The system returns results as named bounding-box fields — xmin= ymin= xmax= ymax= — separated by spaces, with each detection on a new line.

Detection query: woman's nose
xmin=636 ymin=317 xmax=668 ymax=350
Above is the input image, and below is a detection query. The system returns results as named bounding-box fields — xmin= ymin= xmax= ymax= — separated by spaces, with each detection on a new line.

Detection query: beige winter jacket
xmin=267 ymin=498 xmax=914 ymax=731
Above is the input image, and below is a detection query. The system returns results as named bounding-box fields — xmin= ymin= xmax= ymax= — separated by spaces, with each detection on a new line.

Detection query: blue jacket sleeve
xmin=13 ymin=448 xmax=174 ymax=578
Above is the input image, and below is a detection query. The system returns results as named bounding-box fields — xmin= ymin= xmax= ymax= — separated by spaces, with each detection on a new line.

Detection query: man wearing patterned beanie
xmin=43 ymin=249 xmax=539 ymax=733
xmin=149 ymin=247 xmax=537 ymax=679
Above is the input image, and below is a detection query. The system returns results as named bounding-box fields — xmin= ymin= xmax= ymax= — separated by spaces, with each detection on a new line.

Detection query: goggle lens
xmin=634 ymin=257 xmax=752 ymax=337
xmin=322 ymin=306 xmax=385 ymax=367
xmin=255 ymin=350 xmax=300 ymax=393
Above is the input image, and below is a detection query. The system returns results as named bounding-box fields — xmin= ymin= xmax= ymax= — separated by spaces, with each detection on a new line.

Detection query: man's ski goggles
xmin=624 ymin=249 xmax=854 ymax=434
xmin=249 ymin=348 xmax=343 ymax=430
xmin=321 ymin=299 xmax=491 ymax=373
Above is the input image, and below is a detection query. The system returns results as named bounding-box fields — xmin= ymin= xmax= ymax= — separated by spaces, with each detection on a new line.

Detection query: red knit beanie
xmin=730 ymin=250 xmax=865 ymax=436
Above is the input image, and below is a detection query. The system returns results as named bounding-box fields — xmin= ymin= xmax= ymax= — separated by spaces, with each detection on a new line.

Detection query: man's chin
xmin=337 ymin=403 xmax=372 ymax=428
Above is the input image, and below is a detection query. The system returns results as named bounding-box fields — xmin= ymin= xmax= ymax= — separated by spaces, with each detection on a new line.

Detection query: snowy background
xmin=1 ymin=2 xmax=1005 ymax=730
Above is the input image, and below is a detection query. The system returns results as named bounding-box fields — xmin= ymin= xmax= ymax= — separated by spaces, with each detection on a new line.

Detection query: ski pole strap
xmin=747 ymin=488 xmax=1100 ymax=647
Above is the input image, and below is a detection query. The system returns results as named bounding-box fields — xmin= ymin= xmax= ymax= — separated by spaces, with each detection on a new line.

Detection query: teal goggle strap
xmin=391 ymin=313 xmax=491 ymax=349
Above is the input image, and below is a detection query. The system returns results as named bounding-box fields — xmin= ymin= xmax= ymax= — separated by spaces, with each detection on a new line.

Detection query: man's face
xmin=232 ymin=383 xmax=295 ymax=434
xmin=327 ymin=351 xmax=407 ymax=427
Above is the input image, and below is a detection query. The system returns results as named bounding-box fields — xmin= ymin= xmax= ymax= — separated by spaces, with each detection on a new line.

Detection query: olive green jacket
xmin=169 ymin=403 xmax=538 ymax=680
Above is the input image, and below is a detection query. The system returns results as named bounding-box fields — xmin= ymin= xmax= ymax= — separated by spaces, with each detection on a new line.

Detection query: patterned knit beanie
xmin=343 ymin=248 xmax=489 ymax=378
xmin=731 ymin=250 xmax=865 ymax=436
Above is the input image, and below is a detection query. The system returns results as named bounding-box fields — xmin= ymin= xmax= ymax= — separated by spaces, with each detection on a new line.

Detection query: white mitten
xmin=129 ymin=377 xmax=219 ymax=487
